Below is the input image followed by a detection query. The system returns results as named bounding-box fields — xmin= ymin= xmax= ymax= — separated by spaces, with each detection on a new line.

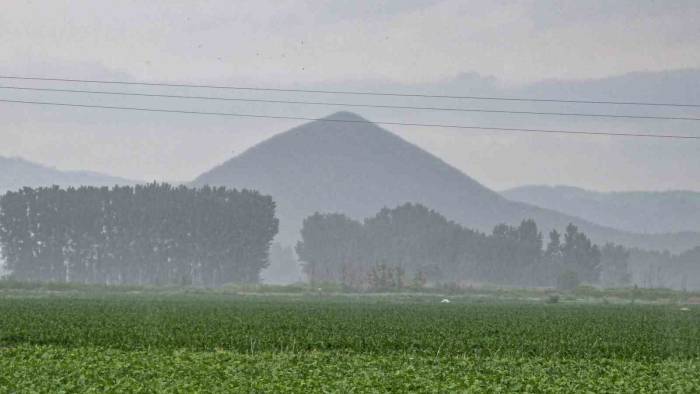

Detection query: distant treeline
xmin=0 ymin=184 xmax=278 ymax=286
xmin=296 ymin=203 xmax=631 ymax=289
xmin=629 ymin=247 xmax=700 ymax=290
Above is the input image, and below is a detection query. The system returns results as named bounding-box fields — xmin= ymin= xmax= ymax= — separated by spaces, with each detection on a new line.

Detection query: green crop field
xmin=1 ymin=291 xmax=699 ymax=392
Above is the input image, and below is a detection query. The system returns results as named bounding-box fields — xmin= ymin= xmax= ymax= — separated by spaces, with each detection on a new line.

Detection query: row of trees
xmin=0 ymin=184 xmax=278 ymax=286
xmin=296 ymin=203 xmax=630 ymax=289
xmin=630 ymin=246 xmax=700 ymax=290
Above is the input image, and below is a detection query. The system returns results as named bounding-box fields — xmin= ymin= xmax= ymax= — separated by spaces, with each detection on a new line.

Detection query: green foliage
xmin=600 ymin=242 xmax=632 ymax=286
xmin=560 ymin=224 xmax=602 ymax=283
xmin=2 ymin=346 xmax=699 ymax=392
xmin=0 ymin=184 xmax=279 ymax=286
xmin=0 ymin=293 xmax=699 ymax=391
xmin=1 ymin=294 xmax=699 ymax=359
xmin=296 ymin=212 xmax=364 ymax=285
xmin=296 ymin=204 xmax=619 ymax=289
xmin=297 ymin=204 xmax=552 ymax=288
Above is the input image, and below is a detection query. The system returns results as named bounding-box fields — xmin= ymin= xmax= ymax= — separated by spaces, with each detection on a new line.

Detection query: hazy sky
xmin=1 ymin=0 xmax=699 ymax=191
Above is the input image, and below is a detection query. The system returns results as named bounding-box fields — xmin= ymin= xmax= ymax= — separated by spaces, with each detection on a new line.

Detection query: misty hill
xmin=502 ymin=185 xmax=700 ymax=234
xmin=192 ymin=112 xmax=700 ymax=252
xmin=520 ymin=68 xmax=700 ymax=106
xmin=0 ymin=156 xmax=135 ymax=195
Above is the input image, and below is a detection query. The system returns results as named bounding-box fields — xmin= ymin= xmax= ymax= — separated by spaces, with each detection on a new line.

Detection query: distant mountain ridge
xmin=502 ymin=185 xmax=700 ymax=234
xmin=192 ymin=112 xmax=700 ymax=253
xmin=0 ymin=156 xmax=136 ymax=194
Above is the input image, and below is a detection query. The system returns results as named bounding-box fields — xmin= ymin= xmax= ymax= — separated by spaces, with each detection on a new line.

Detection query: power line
xmin=1 ymin=74 xmax=699 ymax=108
xmin=0 ymin=97 xmax=697 ymax=140
xmin=2 ymin=85 xmax=699 ymax=122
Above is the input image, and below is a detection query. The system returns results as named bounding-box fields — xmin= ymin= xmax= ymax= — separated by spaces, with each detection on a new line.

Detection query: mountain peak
xmin=322 ymin=111 xmax=369 ymax=122
xmin=255 ymin=110 xmax=394 ymax=148
xmin=193 ymin=112 xmax=501 ymax=241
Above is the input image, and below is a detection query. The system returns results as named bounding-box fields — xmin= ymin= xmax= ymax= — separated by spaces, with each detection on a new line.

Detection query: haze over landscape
xmin=3 ymin=1 xmax=700 ymax=392
xmin=1 ymin=1 xmax=699 ymax=191
xmin=3 ymin=110 xmax=698 ymax=286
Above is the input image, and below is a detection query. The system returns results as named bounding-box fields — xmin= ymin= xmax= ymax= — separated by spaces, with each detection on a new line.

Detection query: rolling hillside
xmin=0 ymin=156 xmax=136 ymax=195
xmin=503 ymin=185 xmax=700 ymax=234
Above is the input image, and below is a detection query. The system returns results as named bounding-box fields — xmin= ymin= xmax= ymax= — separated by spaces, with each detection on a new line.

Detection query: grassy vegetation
xmin=2 ymin=278 xmax=699 ymax=304
xmin=0 ymin=289 xmax=699 ymax=392
xmin=3 ymin=346 xmax=699 ymax=392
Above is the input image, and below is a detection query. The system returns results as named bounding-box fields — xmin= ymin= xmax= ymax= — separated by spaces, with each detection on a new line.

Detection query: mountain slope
xmin=192 ymin=112 xmax=700 ymax=252
xmin=0 ymin=156 xmax=136 ymax=194
xmin=503 ymin=185 xmax=700 ymax=234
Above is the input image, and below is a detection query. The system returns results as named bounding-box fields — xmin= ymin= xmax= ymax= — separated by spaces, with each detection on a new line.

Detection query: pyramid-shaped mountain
xmin=192 ymin=112 xmax=700 ymax=252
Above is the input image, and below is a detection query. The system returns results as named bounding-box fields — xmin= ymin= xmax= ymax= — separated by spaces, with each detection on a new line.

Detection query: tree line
xmin=629 ymin=246 xmax=700 ymax=290
xmin=296 ymin=203 xmax=631 ymax=289
xmin=0 ymin=184 xmax=278 ymax=286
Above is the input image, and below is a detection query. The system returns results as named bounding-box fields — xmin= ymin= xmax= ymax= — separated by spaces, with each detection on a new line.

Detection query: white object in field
xmin=441 ymin=298 xmax=450 ymax=303
xmin=680 ymin=307 xmax=690 ymax=311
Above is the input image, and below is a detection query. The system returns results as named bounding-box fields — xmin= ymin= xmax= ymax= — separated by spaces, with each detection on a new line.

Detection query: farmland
xmin=1 ymin=290 xmax=699 ymax=392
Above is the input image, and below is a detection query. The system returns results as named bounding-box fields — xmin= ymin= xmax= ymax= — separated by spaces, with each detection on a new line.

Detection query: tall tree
xmin=561 ymin=224 xmax=601 ymax=283
xmin=600 ymin=243 xmax=631 ymax=286
xmin=296 ymin=213 xmax=364 ymax=284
